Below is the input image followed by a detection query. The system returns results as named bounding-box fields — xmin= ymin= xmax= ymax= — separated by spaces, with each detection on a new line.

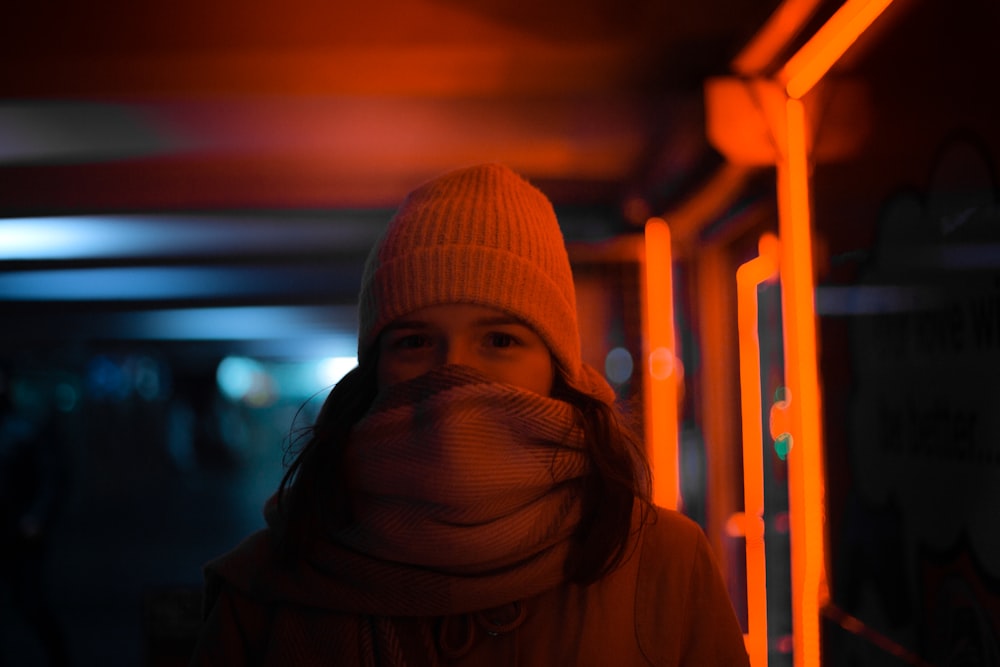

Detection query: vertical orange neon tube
xmin=643 ymin=218 xmax=679 ymax=510
xmin=777 ymin=97 xmax=829 ymax=667
xmin=736 ymin=233 xmax=781 ymax=666
xmin=769 ymin=3 xmax=896 ymax=664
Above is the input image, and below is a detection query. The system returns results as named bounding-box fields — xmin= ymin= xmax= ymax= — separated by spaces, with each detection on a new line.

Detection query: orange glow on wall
xmin=704 ymin=77 xmax=787 ymax=167
xmin=735 ymin=233 xmax=781 ymax=666
xmin=642 ymin=218 xmax=680 ymax=510
xmin=695 ymin=243 xmax=744 ymax=577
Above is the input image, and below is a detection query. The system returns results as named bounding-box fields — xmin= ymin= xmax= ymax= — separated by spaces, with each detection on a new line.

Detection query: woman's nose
xmin=441 ymin=341 xmax=473 ymax=368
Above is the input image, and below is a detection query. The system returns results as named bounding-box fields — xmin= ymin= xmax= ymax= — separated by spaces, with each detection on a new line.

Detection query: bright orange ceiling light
xmin=731 ymin=0 xmax=825 ymax=75
xmin=780 ymin=0 xmax=896 ymax=99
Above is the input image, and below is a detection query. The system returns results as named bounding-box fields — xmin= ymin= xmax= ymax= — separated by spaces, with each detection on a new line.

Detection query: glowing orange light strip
xmin=731 ymin=0 xmax=825 ymax=76
xmin=777 ymin=97 xmax=829 ymax=667
xmin=767 ymin=3 xmax=898 ymax=664
xmin=780 ymin=0 xmax=896 ymax=99
xmin=643 ymin=218 xmax=680 ymax=510
xmin=735 ymin=233 xmax=781 ymax=666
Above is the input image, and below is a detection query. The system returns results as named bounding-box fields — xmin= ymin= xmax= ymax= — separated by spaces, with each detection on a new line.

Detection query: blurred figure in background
xmin=0 ymin=366 xmax=70 ymax=666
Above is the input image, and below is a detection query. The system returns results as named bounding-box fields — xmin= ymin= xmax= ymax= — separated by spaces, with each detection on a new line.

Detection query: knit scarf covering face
xmin=342 ymin=364 xmax=586 ymax=570
xmin=324 ymin=364 xmax=588 ymax=614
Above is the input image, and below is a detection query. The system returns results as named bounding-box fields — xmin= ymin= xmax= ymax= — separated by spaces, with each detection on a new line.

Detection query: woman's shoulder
xmin=633 ymin=505 xmax=751 ymax=666
xmin=632 ymin=504 xmax=725 ymax=613
xmin=637 ymin=505 xmax=709 ymax=556
xmin=202 ymin=529 xmax=277 ymax=610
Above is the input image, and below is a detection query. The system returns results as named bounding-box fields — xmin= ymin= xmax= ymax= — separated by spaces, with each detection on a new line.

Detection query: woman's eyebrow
xmin=474 ymin=316 xmax=527 ymax=327
xmin=383 ymin=320 xmax=429 ymax=331
xmin=383 ymin=315 xmax=528 ymax=330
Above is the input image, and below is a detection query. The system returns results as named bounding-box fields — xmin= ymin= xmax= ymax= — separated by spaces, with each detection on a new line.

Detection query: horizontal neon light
xmin=0 ymin=266 xmax=357 ymax=301
xmin=731 ymin=0 xmax=824 ymax=75
xmin=0 ymin=213 xmax=384 ymax=261
xmin=781 ymin=0 xmax=896 ymax=99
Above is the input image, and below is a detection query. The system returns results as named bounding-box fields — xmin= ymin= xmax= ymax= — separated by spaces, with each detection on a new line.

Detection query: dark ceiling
xmin=2 ymin=0 xmax=827 ymax=361
xmin=0 ymin=0 xmax=793 ymax=213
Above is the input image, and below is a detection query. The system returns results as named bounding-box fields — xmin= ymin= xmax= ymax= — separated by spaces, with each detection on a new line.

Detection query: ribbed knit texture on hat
xmin=358 ymin=163 xmax=583 ymax=386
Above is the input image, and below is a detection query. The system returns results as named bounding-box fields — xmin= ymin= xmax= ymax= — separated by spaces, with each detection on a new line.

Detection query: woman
xmin=191 ymin=163 xmax=750 ymax=666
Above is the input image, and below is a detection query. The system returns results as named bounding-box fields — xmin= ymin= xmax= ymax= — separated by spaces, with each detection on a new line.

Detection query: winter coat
xmin=191 ymin=506 xmax=750 ymax=666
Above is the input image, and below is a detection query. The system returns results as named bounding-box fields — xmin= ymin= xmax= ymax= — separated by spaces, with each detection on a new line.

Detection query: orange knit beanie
xmin=358 ymin=163 xmax=613 ymax=403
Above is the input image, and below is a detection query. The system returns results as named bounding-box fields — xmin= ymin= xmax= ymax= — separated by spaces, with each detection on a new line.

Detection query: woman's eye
xmin=394 ymin=334 xmax=428 ymax=350
xmin=487 ymin=332 xmax=518 ymax=348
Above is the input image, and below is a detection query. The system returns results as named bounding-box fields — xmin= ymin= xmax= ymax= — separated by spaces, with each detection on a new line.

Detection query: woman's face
xmin=376 ymin=304 xmax=555 ymax=396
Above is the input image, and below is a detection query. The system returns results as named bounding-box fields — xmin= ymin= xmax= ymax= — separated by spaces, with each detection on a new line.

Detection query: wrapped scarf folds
xmin=207 ymin=366 xmax=589 ymax=618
